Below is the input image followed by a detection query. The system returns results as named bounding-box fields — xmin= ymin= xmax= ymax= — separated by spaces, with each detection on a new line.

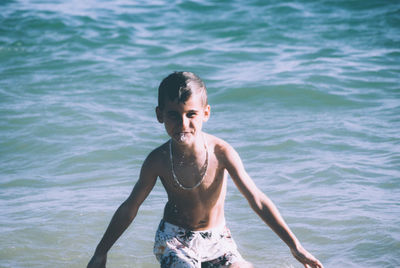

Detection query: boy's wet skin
xmin=160 ymin=137 xmax=229 ymax=230
xmin=87 ymin=71 xmax=324 ymax=268
xmin=155 ymin=93 xmax=229 ymax=230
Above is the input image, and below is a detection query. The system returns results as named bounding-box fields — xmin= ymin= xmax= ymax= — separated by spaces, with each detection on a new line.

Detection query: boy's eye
xmin=187 ymin=112 xmax=197 ymax=118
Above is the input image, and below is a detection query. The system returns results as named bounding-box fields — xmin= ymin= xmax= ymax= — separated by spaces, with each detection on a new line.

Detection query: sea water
xmin=0 ymin=0 xmax=399 ymax=267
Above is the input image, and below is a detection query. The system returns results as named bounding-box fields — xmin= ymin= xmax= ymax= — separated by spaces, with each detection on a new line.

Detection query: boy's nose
xmin=180 ymin=116 xmax=189 ymax=128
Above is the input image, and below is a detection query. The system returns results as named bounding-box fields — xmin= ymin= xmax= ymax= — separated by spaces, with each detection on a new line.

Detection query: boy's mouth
xmin=175 ymin=132 xmax=191 ymax=142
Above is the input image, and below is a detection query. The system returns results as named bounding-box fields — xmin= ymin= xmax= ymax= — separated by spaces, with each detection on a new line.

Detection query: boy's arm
xmin=87 ymin=151 xmax=159 ymax=268
xmin=222 ymin=143 xmax=324 ymax=268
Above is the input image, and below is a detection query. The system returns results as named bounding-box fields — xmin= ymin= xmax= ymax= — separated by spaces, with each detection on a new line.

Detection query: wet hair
xmin=157 ymin=71 xmax=208 ymax=109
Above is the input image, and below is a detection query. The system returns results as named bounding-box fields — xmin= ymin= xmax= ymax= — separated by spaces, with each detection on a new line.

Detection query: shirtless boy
xmin=88 ymin=71 xmax=324 ymax=268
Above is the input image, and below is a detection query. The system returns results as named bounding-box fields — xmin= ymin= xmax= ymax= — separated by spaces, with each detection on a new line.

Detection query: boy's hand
xmin=87 ymin=254 xmax=107 ymax=268
xmin=291 ymin=246 xmax=324 ymax=268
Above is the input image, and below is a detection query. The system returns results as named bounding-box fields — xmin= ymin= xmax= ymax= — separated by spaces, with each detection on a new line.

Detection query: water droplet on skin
xmin=178 ymin=133 xmax=187 ymax=142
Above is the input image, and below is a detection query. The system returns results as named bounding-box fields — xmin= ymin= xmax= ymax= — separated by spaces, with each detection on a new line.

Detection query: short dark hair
xmin=158 ymin=72 xmax=207 ymax=109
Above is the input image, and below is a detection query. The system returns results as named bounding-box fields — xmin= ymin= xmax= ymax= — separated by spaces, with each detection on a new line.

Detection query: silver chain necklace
xmin=169 ymin=134 xmax=208 ymax=190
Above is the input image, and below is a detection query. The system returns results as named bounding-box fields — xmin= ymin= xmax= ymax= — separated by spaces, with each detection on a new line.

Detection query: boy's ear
xmin=156 ymin=106 xmax=164 ymax=123
xmin=203 ymin=105 xmax=211 ymax=122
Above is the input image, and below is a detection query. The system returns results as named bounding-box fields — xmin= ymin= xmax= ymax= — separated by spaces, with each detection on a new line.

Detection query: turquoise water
xmin=1 ymin=0 xmax=399 ymax=267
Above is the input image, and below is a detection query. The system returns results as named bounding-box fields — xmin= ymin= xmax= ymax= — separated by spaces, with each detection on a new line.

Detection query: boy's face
xmin=156 ymin=92 xmax=210 ymax=145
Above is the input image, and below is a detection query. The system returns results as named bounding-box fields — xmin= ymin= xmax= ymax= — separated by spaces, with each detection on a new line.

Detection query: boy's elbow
xmin=248 ymin=191 xmax=271 ymax=215
xmin=119 ymin=200 xmax=139 ymax=222
xmin=247 ymin=190 xmax=265 ymax=212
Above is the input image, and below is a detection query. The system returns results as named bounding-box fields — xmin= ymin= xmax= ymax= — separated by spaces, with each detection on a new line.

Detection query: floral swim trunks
xmin=153 ymin=219 xmax=245 ymax=268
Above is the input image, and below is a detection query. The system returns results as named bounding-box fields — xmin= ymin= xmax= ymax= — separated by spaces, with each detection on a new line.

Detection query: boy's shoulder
xmin=146 ymin=140 xmax=170 ymax=163
xmin=205 ymin=133 xmax=231 ymax=151
xmin=147 ymin=133 xmax=234 ymax=155
xmin=143 ymin=133 xmax=237 ymax=169
xmin=204 ymin=133 xmax=238 ymax=164
xmin=205 ymin=133 xmax=243 ymax=171
xmin=138 ymin=141 xmax=171 ymax=178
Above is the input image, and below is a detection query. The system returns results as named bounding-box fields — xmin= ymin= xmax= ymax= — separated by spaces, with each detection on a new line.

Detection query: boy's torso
xmin=152 ymin=134 xmax=229 ymax=231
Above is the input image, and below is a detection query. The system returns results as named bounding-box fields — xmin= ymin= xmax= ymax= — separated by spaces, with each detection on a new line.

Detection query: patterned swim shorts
xmin=153 ymin=219 xmax=245 ymax=268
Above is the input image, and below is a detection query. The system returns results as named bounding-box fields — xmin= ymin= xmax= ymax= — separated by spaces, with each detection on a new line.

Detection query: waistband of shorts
xmin=160 ymin=219 xmax=226 ymax=233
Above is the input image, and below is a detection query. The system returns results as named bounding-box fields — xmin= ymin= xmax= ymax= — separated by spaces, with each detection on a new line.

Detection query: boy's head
xmin=157 ymin=71 xmax=208 ymax=110
xmin=156 ymin=72 xmax=210 ymax=144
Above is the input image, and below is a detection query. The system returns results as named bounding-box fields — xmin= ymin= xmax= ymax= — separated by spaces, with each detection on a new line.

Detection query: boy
xmin=88 ymin=72 xmax=324 ymax=268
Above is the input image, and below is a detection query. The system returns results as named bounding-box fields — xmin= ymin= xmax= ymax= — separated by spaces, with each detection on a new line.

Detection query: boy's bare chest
xmin=161 ymin=167 xmax=227 ymax=226
xmin=159 ymin=159 xmax=226 ymax=196
xmin=172 ymin=163 xmax=207 ymax=188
